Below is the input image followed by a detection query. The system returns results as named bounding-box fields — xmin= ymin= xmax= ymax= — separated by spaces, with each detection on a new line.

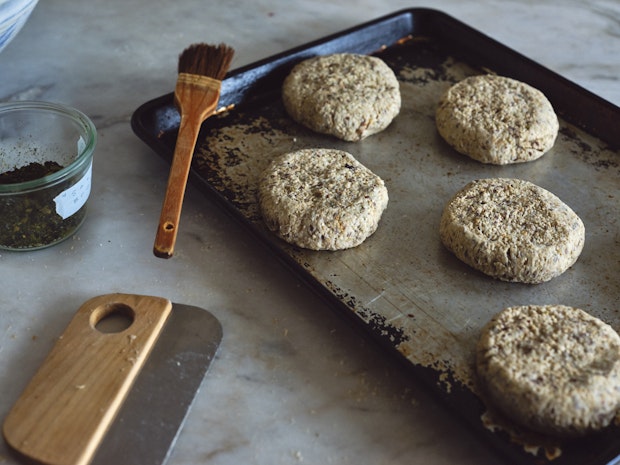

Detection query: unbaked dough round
xmin=435 ymin=75 xmax=559 ymax=164
xmin=282 ymin=53 xmax=401 ymax=141
xmin=258 ymin=148 xmax=388 ymax=250
xmin=477 ymin=305 xmax=620 ymax=436
xmin=439 ymin=178 xmax=584 ymax=283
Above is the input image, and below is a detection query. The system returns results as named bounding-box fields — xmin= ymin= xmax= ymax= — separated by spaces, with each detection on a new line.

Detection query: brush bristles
xmin=178 ymin=43 xmax=235 ymax=80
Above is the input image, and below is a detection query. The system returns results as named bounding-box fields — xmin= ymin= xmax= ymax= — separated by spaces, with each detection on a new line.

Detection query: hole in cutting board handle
xmin=91 ymin=303 xmax=135 ymax=334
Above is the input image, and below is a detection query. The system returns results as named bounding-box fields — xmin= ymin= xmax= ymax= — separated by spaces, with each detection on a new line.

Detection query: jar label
xmin=54 ymin=161 xmax=92 ymax=219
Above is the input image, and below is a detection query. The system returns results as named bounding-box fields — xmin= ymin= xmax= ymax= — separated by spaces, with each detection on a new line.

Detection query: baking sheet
xmin=132 ymin=8 xmax=620 ymax=464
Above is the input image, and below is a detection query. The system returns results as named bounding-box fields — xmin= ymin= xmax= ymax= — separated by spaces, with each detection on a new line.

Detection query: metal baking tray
xmin=131 ymin=8 xmax=620 ymax=464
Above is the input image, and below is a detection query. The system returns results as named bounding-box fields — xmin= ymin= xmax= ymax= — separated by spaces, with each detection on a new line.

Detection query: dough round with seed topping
xmin=439 ymin=178 xmax=584 ymax=283
xmin=435 ymin=75 xmax=559 ymax=164
xmin=282 ymin=53 xmax=401 ymax=141
xmin=477 ymin=305 xmax=620 ymax=436
xmin=258 ymin=148 xmax=388 ymax=250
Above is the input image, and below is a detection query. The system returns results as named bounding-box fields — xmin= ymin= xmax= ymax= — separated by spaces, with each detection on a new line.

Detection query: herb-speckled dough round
xmin=258 ymin=148 xmax=388 ymax=250
xmin=282 ymin=53 xmax=401 ymax=142
xmin=435 ymin=75 xmax=559 ymax=164
xmin=477 ymin=305 xmax=620 ymax=436
xmin=439 ymin=178 xmax=584 ymax=283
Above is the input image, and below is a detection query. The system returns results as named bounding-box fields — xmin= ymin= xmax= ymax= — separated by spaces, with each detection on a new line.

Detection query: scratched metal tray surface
xmin=132 ymin=8 xmax=620 ymax=465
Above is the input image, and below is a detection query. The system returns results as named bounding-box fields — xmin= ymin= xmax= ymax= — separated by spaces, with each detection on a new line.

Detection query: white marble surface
xmin=0 ymin=1 xmax=618 ymax=464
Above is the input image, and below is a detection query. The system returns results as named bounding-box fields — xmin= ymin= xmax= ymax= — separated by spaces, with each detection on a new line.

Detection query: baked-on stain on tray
xmin=132 ymin=8 xmax=620 ymax=465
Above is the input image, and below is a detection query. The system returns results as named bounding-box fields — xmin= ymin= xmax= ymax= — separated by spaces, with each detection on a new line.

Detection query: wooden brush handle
xmin=2 ymin=294 xmax=172 ymax=465
xmin=153 ymin=74 xmax=221 ymax=258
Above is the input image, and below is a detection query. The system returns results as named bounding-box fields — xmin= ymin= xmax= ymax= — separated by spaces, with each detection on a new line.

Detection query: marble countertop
xmin=0 ymin=1 xmax=618 ymax=464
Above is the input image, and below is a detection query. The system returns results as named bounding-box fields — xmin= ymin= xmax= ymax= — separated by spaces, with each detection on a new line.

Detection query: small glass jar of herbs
xmin=0 ymin=101 xmax=96 ymax=250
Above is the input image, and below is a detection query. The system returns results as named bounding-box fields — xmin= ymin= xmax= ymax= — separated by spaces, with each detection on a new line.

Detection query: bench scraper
xmin=2 ymin=293 xmax=222 ymax=465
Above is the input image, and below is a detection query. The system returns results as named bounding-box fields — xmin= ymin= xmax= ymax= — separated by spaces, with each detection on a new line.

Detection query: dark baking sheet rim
xmin=131 ymin=8 xmax=620 ymax=465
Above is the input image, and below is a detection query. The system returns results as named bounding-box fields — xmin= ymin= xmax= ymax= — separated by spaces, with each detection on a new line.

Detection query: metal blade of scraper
xmin=90 ymin=302 xmax=222 ymax=465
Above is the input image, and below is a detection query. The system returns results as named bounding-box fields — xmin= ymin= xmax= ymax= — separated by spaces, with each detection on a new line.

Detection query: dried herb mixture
xmin=0 ymin=162 xmax=85 ymax=249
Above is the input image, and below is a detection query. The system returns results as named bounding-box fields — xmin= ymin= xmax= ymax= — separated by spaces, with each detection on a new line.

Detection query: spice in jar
xmin=0 ymin=161 xmax=86 ymax=249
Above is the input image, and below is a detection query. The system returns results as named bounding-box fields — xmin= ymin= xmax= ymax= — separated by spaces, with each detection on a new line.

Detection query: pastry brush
xmin=154 ymin=42 xmax=234 ymax=259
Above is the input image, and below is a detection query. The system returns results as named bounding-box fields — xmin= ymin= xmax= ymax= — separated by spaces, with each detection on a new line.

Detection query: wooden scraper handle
xmin=2 ymin=293 xmax=172 ymax=465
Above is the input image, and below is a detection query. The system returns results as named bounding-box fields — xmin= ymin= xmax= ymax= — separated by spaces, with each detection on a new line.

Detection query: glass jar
xmin=0 ymin=101 xmax=97 ymax=250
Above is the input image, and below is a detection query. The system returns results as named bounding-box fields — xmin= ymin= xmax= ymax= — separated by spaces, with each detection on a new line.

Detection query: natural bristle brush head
xmin=177 ymin=43 xmax=235 ymax=80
